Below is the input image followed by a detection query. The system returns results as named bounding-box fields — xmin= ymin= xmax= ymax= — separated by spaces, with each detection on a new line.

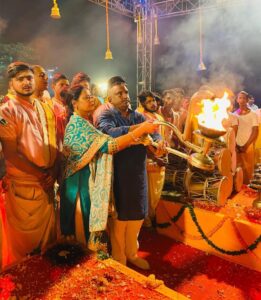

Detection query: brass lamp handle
xmin=151 ymin=141 xmax=188 ymax=160
xmin=153 ymin=120 xmax=202 ymax=153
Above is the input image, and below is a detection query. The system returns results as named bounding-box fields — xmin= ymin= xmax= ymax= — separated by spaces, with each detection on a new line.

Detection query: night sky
xmin=1 ymin=0 xmax=261 ymax=105
xmin=0 ymin=0 xmax=137 ymax=100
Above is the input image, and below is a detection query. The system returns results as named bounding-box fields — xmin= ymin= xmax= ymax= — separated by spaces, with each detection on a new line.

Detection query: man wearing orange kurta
xmin=50 ymin=73 xmax=70 ymax=151
xmin=158 ymin=89 xmax=180 ymax=147
xmin=0 ymin=62 xmax=57 ymax=267
xmin=138 ymin=91 xmax=166 ymax=227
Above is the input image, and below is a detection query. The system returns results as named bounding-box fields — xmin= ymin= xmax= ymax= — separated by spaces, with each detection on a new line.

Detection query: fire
xmin=197 ymin=92 xmax=231 ymax=131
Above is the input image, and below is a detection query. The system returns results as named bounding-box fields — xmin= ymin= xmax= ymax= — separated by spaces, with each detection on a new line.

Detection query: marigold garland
xmin=173 ymin=216 xmax=228 ymax=240
xmin=156 ymin=202 xmax=261 ymax=256
xmin=231 ymin=220 xmax=261 ymax=261
xmin=156 ymin=204 xmax=185 ymax=228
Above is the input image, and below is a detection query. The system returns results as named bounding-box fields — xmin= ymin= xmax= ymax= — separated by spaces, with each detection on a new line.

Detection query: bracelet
xmin=108 ymin=139 xmax=119 ymax=154
xmin=129 ymin=131 xmax=140 ymax=142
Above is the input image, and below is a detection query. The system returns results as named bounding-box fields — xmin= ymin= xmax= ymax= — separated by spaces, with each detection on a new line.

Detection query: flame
xmin=197 ymin=92 xmax=231 ymax=131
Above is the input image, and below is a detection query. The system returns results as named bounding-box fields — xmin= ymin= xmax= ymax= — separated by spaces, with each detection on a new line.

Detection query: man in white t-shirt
xmin=234 ymin=91 xmax=259 ymax=183
xmin=248 ymin=95 xmax=259 ymax=111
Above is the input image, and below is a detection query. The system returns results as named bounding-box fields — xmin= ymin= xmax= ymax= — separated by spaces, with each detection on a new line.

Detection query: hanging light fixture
xmin=105 ymin=0 xmax=113 ymax=60
xmin=153 ymin=10 xmax=160 ymax=45
xmin=198 ymin=61 xmax=206 ymax=71
xmin=198 ymin=1 xmax=206 ymax=71
xmin=137 ymin=10 xmax=142 ymax=44
xmin=50 ymin=0 xmax=61 ymax=19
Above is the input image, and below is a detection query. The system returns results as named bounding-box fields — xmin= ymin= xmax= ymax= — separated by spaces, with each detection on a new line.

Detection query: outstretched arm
xmin=107 ymin=121 xmax=159 ymax=153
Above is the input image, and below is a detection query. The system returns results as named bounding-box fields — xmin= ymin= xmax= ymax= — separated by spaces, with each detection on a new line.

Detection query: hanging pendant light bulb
xmin=153 ymin=10 xmax=160 ymax=45
xmin=198 ymin=61 xmax=206 ymax=71
xmin=105 ymin=0 xmax=113 ymax=60
xmin=137 ymin=11 xmax=142 ymax=44
xmin=198 ymin=2 xmax=206 ymax=71
xmin=50 ymin=0 xmax=61 ymax=19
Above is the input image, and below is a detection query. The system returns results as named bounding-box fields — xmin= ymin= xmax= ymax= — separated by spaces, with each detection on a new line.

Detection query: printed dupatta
xmin=63 ymin=114 xmax=113 ymax=232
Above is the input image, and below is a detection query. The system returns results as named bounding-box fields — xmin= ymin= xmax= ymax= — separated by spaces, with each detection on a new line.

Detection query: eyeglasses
xmin=84 ymin=95 xmax=94 ymax=101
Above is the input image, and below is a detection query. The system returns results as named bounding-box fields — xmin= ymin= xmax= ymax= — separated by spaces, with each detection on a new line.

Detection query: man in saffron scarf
xmin=0 ymin=62 xmax=57 ymax=267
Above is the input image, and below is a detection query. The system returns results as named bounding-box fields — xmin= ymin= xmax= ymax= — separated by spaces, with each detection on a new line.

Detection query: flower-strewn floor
xmin=133 ymin=228 xmax=261 ymax=300
xmin=0 ymin=250 xmax=174 ymax=300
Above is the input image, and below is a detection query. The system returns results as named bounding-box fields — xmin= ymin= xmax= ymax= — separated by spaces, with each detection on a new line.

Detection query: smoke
xmin=26 ymin=0 xmax=136 ymax=100
xmin=156 ymin=0 xmax=261 ymax=101
xmin=0 ymin=0 xmax=136 ymax=98
xmin=2 ymin=0 xmax=261 ymax=104
xmin=0 ymin=18 xmax=8 ymax=35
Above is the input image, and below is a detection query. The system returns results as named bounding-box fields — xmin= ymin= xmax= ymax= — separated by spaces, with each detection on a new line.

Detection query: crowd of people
xmin=0 ymin=61 xmax=260 ymax=271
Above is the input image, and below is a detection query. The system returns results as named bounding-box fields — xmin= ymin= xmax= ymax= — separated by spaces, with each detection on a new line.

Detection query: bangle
xmin=129 ymin=131 xmax=140 ymax=142
xmin=108 ymin=139 xmax=119 ymax=154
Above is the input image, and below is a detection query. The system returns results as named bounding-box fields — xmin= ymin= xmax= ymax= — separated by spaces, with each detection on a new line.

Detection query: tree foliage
xmin=0 ymin=42 xmax=37 ymax=73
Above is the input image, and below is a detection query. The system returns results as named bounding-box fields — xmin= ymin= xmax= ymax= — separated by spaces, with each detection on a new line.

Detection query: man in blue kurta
xmin=97 ymin=76 xmax=157 ymax=270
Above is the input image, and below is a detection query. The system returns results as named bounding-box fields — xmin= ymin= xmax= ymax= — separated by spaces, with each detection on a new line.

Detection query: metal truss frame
xmin=87 ymin=0 xmax=134 ymax=17
xmin=153 ymin=0 xmax=247 ymax=19
xmin=136 ymin=3 xmax=153 ymax=95
xmin=88 ymin=0 xmax=246 ymax=18
xmin=88 ymin=0 xmax=246 ymax=96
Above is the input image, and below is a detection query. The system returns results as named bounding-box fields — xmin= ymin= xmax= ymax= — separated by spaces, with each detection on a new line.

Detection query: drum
xmin=204 ymin=176 xmax=230 ymax=206
xmin=164 ymin=153 xmax=187 ymax=190
xmin=223 ymin=172 xmax=233 ymax=200
xmin=233 ymin=167 xmax=243 ymax=192
xmin=184 ymin=169 xmax=208 ymax=198
xmin=185 ymin=169 xmax=230 ymax=205
xmin=164 ymin=170 xmax=186 ymax=191
xmin=212 ymin=148 xmax=232 ymax=176
xmin=172 ymin=170 xmax=187 ymax=191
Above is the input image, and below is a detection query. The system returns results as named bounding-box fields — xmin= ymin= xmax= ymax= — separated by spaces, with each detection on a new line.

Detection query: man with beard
xmin=97 ymin=77 xmax=163 ymax=270
xmin=0 ymin=62 xmax=57 ymax=267
xmin=159 ymin=89 xmax=180 ymax=147
xmin=138 ymin=91 xmax=166 ymax=227
xmin=51 ymin=73 xmax=70 ymax=150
